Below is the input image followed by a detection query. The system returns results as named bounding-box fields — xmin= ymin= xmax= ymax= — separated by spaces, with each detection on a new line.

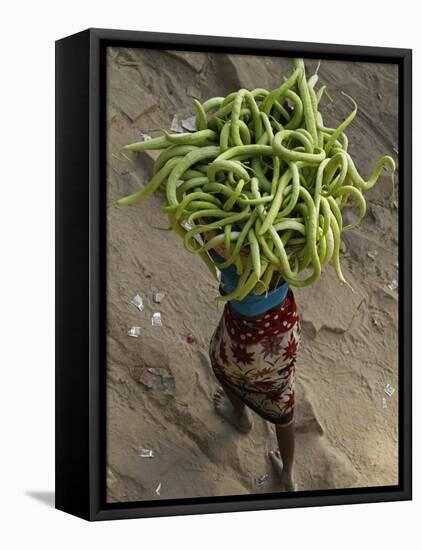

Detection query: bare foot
xmin=213 ymin=387 xmax=252 ymax=433
xmin=269 ymin=450 xmax=297 ymax=492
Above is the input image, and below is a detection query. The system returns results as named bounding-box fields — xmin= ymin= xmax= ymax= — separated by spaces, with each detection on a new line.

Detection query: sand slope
xmin=105 ymin=47 xmax=399 ymax=502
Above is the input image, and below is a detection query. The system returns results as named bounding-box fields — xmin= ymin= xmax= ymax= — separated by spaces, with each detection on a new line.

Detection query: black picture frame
xmin=55 ymin=28 xmax=412 ymax=521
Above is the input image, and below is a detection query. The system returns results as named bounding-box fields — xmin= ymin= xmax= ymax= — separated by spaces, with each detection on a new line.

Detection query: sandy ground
xmin=105 ymin=47 xmax=399 ymax=502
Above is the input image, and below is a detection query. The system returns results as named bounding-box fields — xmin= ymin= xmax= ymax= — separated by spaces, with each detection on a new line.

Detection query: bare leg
xmin=213 ymin=382 xmax=253 ymax=433
xmin=269 ymin=422 xmax=297 ymax=491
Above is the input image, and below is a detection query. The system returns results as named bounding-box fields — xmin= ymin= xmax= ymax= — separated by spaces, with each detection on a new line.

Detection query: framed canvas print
xmin=55 ymin=28 xmax=412 ymax=521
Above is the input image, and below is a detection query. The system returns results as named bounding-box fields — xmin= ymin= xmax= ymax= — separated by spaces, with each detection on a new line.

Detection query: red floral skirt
xmin=209 ymin=290 xmax=300 ymax=425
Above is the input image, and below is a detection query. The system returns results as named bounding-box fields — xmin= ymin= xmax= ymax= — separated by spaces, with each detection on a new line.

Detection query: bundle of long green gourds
xmin=115 ymin=58 xmax=396 ymax=300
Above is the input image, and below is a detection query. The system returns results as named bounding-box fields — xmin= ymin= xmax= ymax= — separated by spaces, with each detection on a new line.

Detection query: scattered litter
xmin=139 ymin=367 xmax=175 ymax=396
xmin=387 ymin=279 xmax=398 ymax=291
xmin=186 ymin=334 xmax=195 ymax=344
xmin=131 ymin=294 xmax=144 ymax=311
xmin=382 ymin=397 xmax=388 ymax=409
xmin=155 ymin=482 xmax=162 ymax=496
xmin=372 ymin=316 xmax=382 ymax=328
xmin=255 ymin=474 xmax=270 ymax=487
xmin=138 ymin=448 xmax=155 ymax=458
xmin=138 ymin=370 xmax=159 ymax=389
xmin=163 ymin=377 xmax=175 ymax=395
xmin=171 ymin=112 xmax=196 ymax=133
xmin=152 ymin=312 xmax=162 ymax=327
xmin=139 ymin=133 xmax=152 ymax=142
xmin=148 ymin=367 xmax=167 ymax=376
xmin=182 ymin=116 xmax=197 ymax=132
xmin=127 ymin=326 xmax=141 ymax=338
xmin=186 ymin=85 xmax=201 ymax=99
xmin=367 ymin=251 xmax=376 ymax=261
xmin=170 ymin=114 xmax=184 ymax=133
xmin=384 ymin=383 xmax=396 ymax=397
xmin=394 ymin=261 xmax=399 ymax=270
xmin=377 ymin=92 xmax=383 ymax=101
xmin=181 ymin=220 xmax=194 ymax=231
xmin=344 ymin=348 xmax=350 ymax=355
xmin=382 ymin=285 xmax=398 ymax=302
xmin=148 ymin=367 xmax=175 ymax=395
xmin=153 ymin=291 xmax=166 ymax=304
